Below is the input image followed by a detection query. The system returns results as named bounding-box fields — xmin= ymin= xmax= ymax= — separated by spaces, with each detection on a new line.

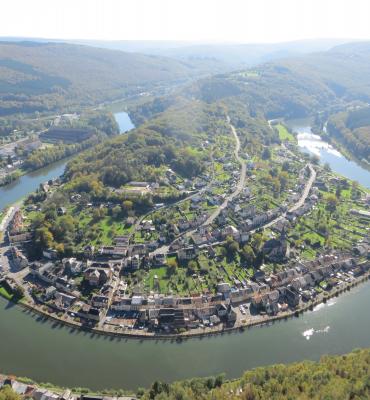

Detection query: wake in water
xmin=302 ymin=326 xmax=330 ymax=340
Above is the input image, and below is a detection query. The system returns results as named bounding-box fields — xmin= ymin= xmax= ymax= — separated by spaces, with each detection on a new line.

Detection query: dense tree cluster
xmin=64 ymin=103 xmax=225 ymax=188
xmin=23 ymin=110 xmax=119 ymax=171
xmin=328 ymin=107 xmax=370 ymax=162
xmin=140 ymin=349 xmax=370 ymax=399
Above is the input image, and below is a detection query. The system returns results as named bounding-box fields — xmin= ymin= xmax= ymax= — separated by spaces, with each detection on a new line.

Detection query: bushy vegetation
xmin=64 ymin=103 xmax=221 ymax=188
xmin=23 ymin=111 xmax=119 ymax=171
xmin=327 ymin=107 xmax=370 ymax=162
xmin=140 ymin=348 xmax=370 ymax=399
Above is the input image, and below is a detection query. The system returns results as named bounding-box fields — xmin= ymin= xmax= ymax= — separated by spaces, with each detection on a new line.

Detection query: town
xmin=0 ymin=118 xmax=369 ymax=338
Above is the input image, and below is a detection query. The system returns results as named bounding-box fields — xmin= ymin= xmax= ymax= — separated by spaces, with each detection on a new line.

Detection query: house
xmin=33 ymin=388 xmax=60 ymax=400
xmin=99 ymin=246 xmax=127 ymax=258
xmin=126 ymin=254 xmax=140 ymax=270
xmin=310 ymin=270 xmax=322 ymax=284
xmin=222 ymin=225 xmax=240 ymax=240
xmin=128 ymin=181 xmax=150 ymax=188
xmin=225 ymin=305 xmax=237 ymax=326
xmin=63 ymin=258 xmax=83 ymax=276
xmin=158 ymin=308 xmax=186 ymax=330
xmin=84 ymin=245 xmax=95 ymax=258
xmin=178 ymin=246 xmax=198 ymax=261
xmin=78 ymin=304 xmax=102 ymax=322
xmin=131 ymin=244 xmax=147 ymax=256
xmin=151 ymin=253 xmax=167 ymax=266
xmin=57 ymin=207 xmax=67 ymax=216
xmin=110 ymin=297 xmax=132 ymax=311
xmin=11 ymin=247 xmax=28 ymax=269
xmin=84 ymin=269 xmax=100 ymax=286
xmin=285 ymin=288 xmax=300 ymax=308
xmin=216 ymin=303 xmax=228 ymax=317
xmin=141 ymin=220 xmax=155 ymax=233
xmin=3 ymin=378 xmax=31 ymax=395
xmin=84 ymin=268 xmax=112 ymax=286
xmin=125 ymin=217 xmax=136 ymax=226
xmin=210 ymin=314 xmax=221 ymax=325
xmin=265 ymin=301 xmax=279 ymax=316
xmin=42 ymin=248 xmax=58 ymax=260
xmin=55 ymin=292 xmax=76 ymax=308
xmin=253 ymin=270 xmax=265 ymax=282
xmin=91 ymin=294 xmax=109 ymax=308
xmin=44 ymin=286 xmax=57 ymax=300
xmin=216 ymin=282 xmax=231 ymax=294
xmin=178 ymin=219 xmax=190 ymax=231
xmin=262 ymin=237 xmax=290 ymax=263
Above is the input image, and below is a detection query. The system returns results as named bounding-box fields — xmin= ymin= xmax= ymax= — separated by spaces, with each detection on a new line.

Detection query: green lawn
xmin=276 ymin=124 xmax=296 ymax=142
xmin=0 ymin=286 xmax=14 ymax=301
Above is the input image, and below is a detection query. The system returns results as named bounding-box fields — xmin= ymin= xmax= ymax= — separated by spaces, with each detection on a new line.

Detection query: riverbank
xmin=1 ymin=269 xmax=370 ymax=390
xmin=2 ymin=264 xmax=369 ymax=341
xmin=287 ymin=118 xmax=370 ymax=189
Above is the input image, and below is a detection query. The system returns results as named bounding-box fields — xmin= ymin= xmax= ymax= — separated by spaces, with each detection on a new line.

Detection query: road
xmin=152 ymin=116 xmax=245 ymax=255
xmin=0 ymin=205 xmax=19 ymax=276
xmin=203 ymin=116 xmax=246 ymax=226
xmin=256 ymin=163 xmax=316 ymax=231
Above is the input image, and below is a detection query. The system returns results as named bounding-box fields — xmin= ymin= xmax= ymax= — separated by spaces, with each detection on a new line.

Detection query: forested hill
xmin=0 ymin=41 xmax=210 ymax=115
xmin=140 ymin=348 xmax=370 ymax=399
xmin=185 ymin=41 xmax=370 ymax=119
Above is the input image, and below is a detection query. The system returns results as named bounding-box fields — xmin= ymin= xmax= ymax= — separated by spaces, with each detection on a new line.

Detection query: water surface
xmin=287 ymin=119 xmax=370 ymax=188
xmin=0 ymin=281 xmax=370 ymax=390
xmin=114 ymin=111 xmax=135 ymax=133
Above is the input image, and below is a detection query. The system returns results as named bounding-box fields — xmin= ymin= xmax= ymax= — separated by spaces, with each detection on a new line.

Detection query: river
xmin=0 ymin=158 xmax=69 ymax=211
xmin=0 ymin=112 xmax=134 ymax=212
xmin=286 ymin=118 xmax=370 ymax=189
xmin=114 ymin=111 xmax=135 ymax=134
xmin=0 ymin=115 xmax=370 ymax=390
xmin=1 ymin=282 xmax=370 ymax=390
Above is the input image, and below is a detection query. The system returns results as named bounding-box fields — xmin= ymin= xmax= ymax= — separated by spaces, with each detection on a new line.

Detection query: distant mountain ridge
xmin=0 ymin=41 xmax=214 ymax=115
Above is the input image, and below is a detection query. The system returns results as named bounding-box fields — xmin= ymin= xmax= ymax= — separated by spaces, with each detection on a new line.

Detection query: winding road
xmin=203 ymin=116 xmax=246 ymax=226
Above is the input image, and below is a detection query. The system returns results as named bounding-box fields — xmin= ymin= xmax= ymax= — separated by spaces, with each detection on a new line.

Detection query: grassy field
xmin=276 ymin=123 xmax=296 ymax=142
xmin=0 ymin=285 xmax=14 ymax=301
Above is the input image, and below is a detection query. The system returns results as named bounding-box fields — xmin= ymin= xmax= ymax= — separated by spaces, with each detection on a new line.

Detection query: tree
xmin=122 ymin=200 xmax=133 ymax=212
xmin=112 ymin=205 xmax=122 ymax=219
xmin=187 ymin=260 xmax=197 ymax=274
xmin=326 ymin=193 xmax=338 ymax=212
xmin=282 ymin=161 xmax=290 ymax=172
xmin=35 ymin=226 xmax=54 ymax=249
xmin=52 ymin=215 xmax=76 ymax=242
xmin=219 ymin=246 xmax=227 ymax=259
xmin=242 ymin=244 xmax=256 ymax=265
xmin=167 ymin=258 xmax=178 ymax=277
xmin=252 ymin=233 xmax=263 ymax=252
xmin=0 ymin=386 xmax=21 ymax=400
xmin=227 ymin=239 xmax=240 ymax=255
xmin=261 ymin=148 xmax=271 ymax=160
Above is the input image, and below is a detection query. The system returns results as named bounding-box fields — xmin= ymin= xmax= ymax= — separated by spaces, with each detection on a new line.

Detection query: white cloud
xmin=1 ymin=0 xmax=370 ymax=42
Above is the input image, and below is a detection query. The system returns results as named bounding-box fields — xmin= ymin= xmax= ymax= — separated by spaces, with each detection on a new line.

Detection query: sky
xmin=1 ymin=0 xmax=370 ymax=43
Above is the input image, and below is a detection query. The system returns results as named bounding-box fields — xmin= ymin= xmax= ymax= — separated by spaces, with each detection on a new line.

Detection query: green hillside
xmin=141 ymin=348 xmax=370 ymax=399
xmin=328 ymin=106 xmax=370 ymax=161
xmin=0 ymin=41 xmax=208 ymax=115
xmin=188 ymin=42 xmax=370 ymax=118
